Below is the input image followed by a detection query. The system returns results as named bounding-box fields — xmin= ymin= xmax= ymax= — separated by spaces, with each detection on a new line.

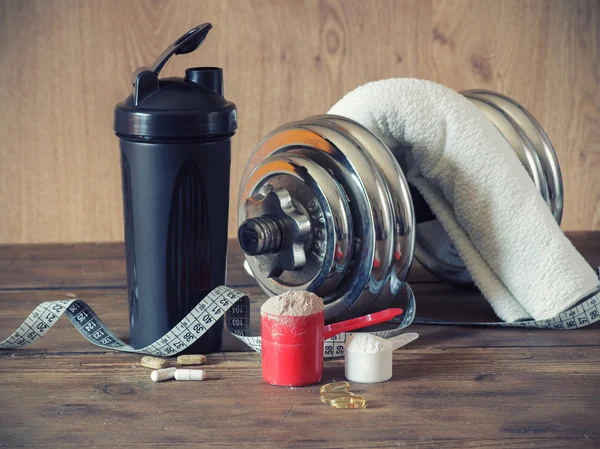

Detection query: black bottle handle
xmin=132 ymin=23 xmax=213 ymax=105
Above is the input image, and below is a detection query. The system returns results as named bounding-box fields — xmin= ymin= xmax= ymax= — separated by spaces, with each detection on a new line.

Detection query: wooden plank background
xmin=0 ymin=0 xmax=598 ymax=244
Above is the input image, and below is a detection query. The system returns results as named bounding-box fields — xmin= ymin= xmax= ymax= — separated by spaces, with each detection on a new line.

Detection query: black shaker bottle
xmin=113 ymin=24 xmax=237 ymax=353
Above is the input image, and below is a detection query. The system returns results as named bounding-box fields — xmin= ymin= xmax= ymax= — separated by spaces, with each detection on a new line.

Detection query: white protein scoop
xmin=344 ymin=332 xmax=419 ymax=383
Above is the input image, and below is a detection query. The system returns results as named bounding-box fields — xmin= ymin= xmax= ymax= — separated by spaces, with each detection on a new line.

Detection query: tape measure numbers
xmin=0 ymin=285 xmax=416 ymax=358
xmin=0 ymin=287 xmax=247 ymax=356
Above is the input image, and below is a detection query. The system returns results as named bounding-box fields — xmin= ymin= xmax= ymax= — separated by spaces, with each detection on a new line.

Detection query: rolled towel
xmin=329 ymin=78 xmax=599 ymax=322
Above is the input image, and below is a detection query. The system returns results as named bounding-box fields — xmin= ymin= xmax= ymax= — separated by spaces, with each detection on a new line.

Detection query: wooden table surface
xmin=1 ymin=233 xmax=599 ymax=448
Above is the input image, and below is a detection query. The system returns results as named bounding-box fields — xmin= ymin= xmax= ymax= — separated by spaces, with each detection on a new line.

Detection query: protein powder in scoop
xmin=345 ymin=332 xmax=419 ymax=383
xmin=261 ymin=290 xmax=326 ymax=387
xmin=260 ymin=291 xmax=324 ymax=317
xmin=260 ymin=291 xmax=404 ymax=387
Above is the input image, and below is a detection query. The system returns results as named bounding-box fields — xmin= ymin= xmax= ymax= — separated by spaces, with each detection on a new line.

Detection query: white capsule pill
xmin=150 ymin=367 xmax=177 ymax=382
xmin=174 ymin=369 xmax=206 ymax=381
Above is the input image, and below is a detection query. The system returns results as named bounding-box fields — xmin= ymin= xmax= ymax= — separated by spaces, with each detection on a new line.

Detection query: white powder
xmin=260 ymin=290 xmax=324 ymax=316
xmin=345 ymin=333 xmax=392 ymax=354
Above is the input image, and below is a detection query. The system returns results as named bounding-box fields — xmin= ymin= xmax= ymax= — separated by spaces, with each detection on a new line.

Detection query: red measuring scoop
xmin=261 ymin=307 xmax=403 ymax=387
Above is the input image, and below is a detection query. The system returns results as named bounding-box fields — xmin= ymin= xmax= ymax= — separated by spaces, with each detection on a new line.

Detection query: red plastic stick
xmin=323 ymin=308 xmax=403 ymax=339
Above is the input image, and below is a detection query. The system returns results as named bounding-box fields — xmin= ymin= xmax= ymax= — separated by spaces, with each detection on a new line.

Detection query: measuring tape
xmin=414 ymin=287 xmax=600 ymax=329
xmin=2 ymin=282 xmax=598 ymax=358
xmin=0 ymin=285 xmax=415 ymax=358
xmin=411 ymin=269 xmax=600 ymax=329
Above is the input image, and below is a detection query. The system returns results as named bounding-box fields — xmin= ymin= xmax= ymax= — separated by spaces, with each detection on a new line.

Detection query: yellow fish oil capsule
xmin=330 ymin=395 xmax=366 ymax=409
xmin=320 ymin=391 xmax=355 ymax=404
xmin=141 ymin=356 xmax=167 ymax=370
xmin=177 ymin=354 xmax=207 ymax=366
xmin=319 ymin=381 xmax=350 ymax=395
xmin=174 ymin=369 xmax=206 ymax=381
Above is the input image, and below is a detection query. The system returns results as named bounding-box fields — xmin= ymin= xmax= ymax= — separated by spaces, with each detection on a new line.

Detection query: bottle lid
xmin=114 ymin=23 xmax=237 ymax=140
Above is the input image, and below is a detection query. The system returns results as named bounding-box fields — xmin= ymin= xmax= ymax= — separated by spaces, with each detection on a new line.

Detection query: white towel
xmin=328 ymin=78 xmax=599 ymax=322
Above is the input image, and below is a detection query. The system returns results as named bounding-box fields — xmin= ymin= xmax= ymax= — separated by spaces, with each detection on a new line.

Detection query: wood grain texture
xmin=0 ymin=350 xmax=599 ymax=448
xmin=0 ymin=236 xmax=599 ymax=448
xmin=0 ymin=0 xmax=598 ymax=243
